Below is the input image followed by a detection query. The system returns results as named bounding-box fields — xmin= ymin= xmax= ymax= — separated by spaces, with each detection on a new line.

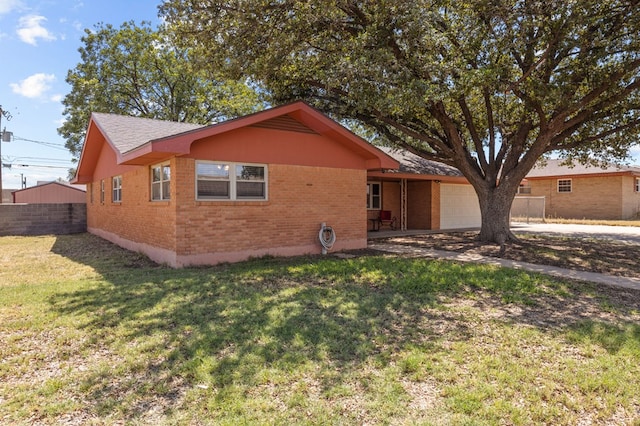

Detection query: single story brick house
xmin=73 ymin=101 xmax=480 ymax=267
xmin=12 ymin=181 xmax=86 ymax=204
xmin=519 ymin=159 xmax=640 ymax=220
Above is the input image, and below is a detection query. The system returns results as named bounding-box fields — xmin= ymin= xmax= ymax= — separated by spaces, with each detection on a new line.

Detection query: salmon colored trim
xmin=89 ymin=226 xmax=365 ymax=268
xmin=526 ymin=171 xmax=638 ymax=180
xmin=119 ymin=102 xmax=399 ymax=170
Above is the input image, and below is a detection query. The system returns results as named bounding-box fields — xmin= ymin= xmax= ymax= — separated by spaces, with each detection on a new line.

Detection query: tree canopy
xmin=59 ymin=20 xmax=266 ymax=161
xmin=160 ymin=0 xmax=640 ymax=243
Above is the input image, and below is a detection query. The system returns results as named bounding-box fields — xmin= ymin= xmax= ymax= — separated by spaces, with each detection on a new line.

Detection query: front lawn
xmin=1 ymin=234 xmax=639 ymax=425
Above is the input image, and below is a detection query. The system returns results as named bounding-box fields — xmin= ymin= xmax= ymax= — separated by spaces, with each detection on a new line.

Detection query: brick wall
xmin=87 ymin=157 xmax=367 ymax=266
xmin=0 ymin=203 xmax=86 ymax=236
xmin=87 ymin=160 xmax=177 ymax=253
xmin=529 ymin=175 xmax=624 ymax=219
xmin=175 ymin=159 xmax=366 ymax=262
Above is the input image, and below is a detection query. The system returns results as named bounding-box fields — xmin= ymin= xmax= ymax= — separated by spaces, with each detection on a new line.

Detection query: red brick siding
xmin=87 ymin=159 xmax=177 ymax=252
xmin=87 ymin=157 xmax=367 ymax=264
xmin=529 ymin=175 xmax=624 ymax=220
xmin=175 ymin=159 xmax=365 ymax=256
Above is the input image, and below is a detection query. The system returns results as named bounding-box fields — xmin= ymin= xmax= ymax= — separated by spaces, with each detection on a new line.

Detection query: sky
xmin=1 ymin=1 xmax=639 ymax=192
xmin=0 ymin=0 xmax=162 ymax=190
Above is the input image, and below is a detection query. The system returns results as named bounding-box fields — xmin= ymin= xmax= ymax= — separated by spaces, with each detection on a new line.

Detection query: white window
xmin=367 ymin=182 xmax=381 ymax=209
xmin=635 ymin=177 xmax=640 ymax=193
xmin=557 ymin=179 xmax=572 ymax=193
xmin=518 ymin=182 xmax=532 ymax=194
xmin=100 ymin=180 xmax=105 ymax=203
xmin=196 ymin=161 xmax=267 ymax=200
xmin=112 ymin=176 xmax=122 ymax=203
xmin=151 ymin=163 xmax=171 ymax=201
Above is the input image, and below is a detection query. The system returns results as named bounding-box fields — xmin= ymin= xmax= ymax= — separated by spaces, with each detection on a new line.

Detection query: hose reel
xmin=319 ymin=222 xmax=336 ymax=255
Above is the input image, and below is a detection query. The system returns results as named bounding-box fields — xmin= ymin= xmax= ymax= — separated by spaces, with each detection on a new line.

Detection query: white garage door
xmin=440 ymin=184 xmax=481 ymax=229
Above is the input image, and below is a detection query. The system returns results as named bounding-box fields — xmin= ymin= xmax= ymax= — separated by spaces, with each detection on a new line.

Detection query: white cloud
xmin=0 ymin=0 xmax=23 ymax=15
xmin=17 ymin=14 xmax=56 ymax=45
xmin=10 ymin=73 xmax=56 ymax=98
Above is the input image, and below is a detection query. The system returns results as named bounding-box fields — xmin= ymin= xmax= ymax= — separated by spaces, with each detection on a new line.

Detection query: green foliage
xmin=58 ymin=21 xmax=267 ymax=160
xmin=160 ymin=1 xmax=640 ymax=242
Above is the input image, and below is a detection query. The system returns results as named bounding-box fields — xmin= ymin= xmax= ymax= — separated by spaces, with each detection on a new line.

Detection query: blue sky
xmin=1 ymin=1 xmax=639 ymax=191
xmin=0 ymin=0 xmax=162 ymax=189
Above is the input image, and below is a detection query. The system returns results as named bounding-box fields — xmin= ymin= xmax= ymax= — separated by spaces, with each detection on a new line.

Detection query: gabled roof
xmin=527 ymin=159 xmax=640 ymax=179
xmin=74 ymin=101 xmax=398 ymax=183
xmin=90 ymin=113 xmax=204 ymax=155
xmin=11 ymin=181 xmax=86 ymax=195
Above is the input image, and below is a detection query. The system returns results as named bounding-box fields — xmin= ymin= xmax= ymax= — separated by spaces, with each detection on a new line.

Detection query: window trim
xmin=112 ymin=175 xmax=122 ymax=203
xmin=195 ymin=160 xmax=268 ymax=201
xmin=557 ymin=178 xmax=572 ymax=193
xmin=100 ymin=180 xmax=105 ymax=204
xmin=635 ymin=177 xmax=640 ymax=193
xmin=367 ymin=182 xmax=381 ymax=210
xmin=151 ymin=162 xmax=171 ymax=201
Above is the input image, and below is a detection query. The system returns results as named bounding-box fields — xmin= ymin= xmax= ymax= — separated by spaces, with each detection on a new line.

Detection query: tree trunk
xmin=476 ymin=185 xmax=518 ymax=244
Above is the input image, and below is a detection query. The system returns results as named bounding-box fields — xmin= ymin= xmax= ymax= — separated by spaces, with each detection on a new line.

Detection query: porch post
xmin=401 ymin=178 xmax=407 ymax=231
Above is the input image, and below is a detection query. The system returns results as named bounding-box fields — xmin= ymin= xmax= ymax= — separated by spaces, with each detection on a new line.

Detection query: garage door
xmin=440 ymin=184 xmax=481 ymax=229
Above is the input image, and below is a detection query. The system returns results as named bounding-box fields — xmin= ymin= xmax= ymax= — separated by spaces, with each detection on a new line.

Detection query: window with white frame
xmin=557 ymin=179 xmax=572 ymax=193
xmin=112 ymin=175 xmax=122 ymax=203
xmin=196 ymin=161 xmax=267 ymax=200
xmin=151 ymin=163 xmax=171 ymax=201
xmin=518 ymin=181 xmax=532 ymax=194
xmin=367 ymin=182 xmax=381 ymax=209
xmin=636 ymin=177 xmax=640 ymax=193
xmin=100 ymin=180 xmax=105 ymax=203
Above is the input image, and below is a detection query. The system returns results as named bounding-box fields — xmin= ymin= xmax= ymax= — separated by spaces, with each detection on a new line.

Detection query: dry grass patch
xmin=384 ymin=231 xmax=640 ymax=277
xmin=1 ymin=234 xmax=639 ymax=425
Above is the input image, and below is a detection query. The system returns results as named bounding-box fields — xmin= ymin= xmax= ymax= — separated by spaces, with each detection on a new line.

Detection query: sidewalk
xmin=368 ymin=242 xmax=640 ymax=291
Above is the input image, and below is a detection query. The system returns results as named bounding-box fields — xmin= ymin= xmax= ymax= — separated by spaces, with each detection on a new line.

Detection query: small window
xmin=112 ymin=176 xmax=122 ymax=203
xmin=151 ymin=162 xmax=171 ymax=201
xmin=100 ymin=180 xmax=105 ymax=203
xmin=557 ymin=179 xmax=572 ymax=193
xmin=635 ymin=177 xmax=640 ymax=193
xmin=518 ymin=182 xmax=532 ymax=194
xmin=367 ymin=182 xmax=381 ymax=209
xmin=196 ymin=161 xmax=267 ymax=200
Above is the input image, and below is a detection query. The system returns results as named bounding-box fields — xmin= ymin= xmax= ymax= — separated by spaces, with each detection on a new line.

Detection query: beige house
xmin=520 ymin=159 xmax=640 ymax=220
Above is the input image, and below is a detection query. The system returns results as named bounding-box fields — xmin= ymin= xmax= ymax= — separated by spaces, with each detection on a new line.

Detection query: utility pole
xmin=0 ymin=105 xmax=14 ymax=204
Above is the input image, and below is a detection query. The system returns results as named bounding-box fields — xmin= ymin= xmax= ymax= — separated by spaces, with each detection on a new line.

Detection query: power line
xmin=13 ymin=135 xmax=69 ymax=151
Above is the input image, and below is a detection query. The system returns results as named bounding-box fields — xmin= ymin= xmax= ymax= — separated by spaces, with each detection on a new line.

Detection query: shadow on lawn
xmin=48 ymin=233 xmax=640 ymax=420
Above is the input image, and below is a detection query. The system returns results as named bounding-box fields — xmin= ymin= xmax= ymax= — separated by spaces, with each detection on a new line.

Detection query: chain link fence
xmin=511 ymin=196 xmax=546 ymax=223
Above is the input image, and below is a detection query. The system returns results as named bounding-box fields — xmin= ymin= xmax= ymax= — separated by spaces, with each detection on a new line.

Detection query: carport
xmin=367 ymin=147 xmax=481 ymax=232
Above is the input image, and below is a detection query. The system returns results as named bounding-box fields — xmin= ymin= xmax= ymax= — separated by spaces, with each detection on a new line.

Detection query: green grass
xmin=1 ymin=234 xmax=639 ymax=424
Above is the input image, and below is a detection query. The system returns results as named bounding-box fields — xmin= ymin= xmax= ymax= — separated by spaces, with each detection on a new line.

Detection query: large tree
xmin=59 ymin=20 xmax=266 ymax=161
xmin=160 ymin=0 xmax=640 ymax=244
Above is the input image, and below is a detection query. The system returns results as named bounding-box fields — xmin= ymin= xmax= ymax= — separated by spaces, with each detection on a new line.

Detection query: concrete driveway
xmin=511 ymin=222 xmax=640 ymax=245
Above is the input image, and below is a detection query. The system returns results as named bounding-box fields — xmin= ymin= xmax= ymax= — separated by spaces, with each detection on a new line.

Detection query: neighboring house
xmin=520 ymin=159 xmax=640 ymax=220
xmin=72 ymin=101 xmax=481 ymax=267
xmin=12 ymin=181 xmax=86 ymax=204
